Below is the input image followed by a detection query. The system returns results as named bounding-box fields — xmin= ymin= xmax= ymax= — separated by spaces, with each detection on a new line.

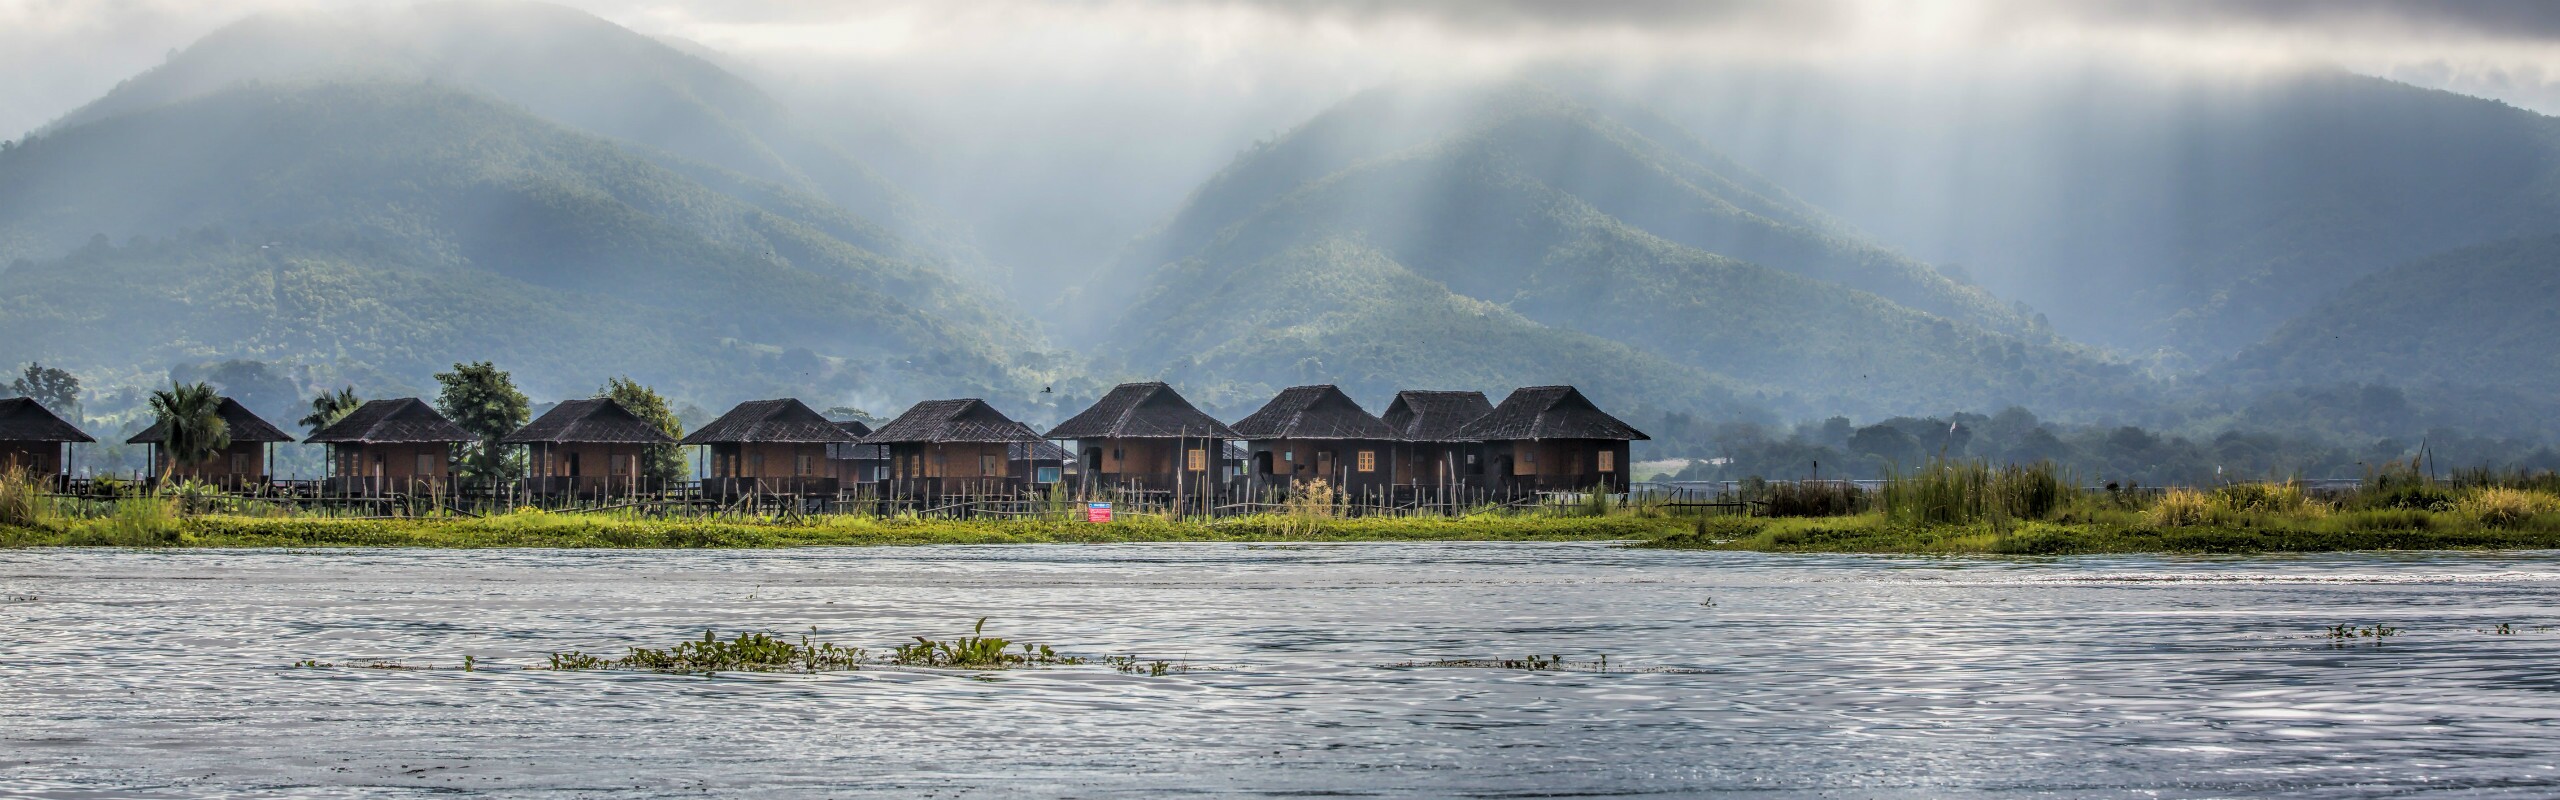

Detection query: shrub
xmin=2459 ymin=488 xmax=2560 ymax=527
xmin=1879 ymin=460 xmax=2080 ymax=525
xmin=0 ymin=467 xmax=50 ymax=529
xmin=1761 ymin=481 xmax=1865 ymax=517
xmin=2146 ymin=489 xmax=2212 ymax=528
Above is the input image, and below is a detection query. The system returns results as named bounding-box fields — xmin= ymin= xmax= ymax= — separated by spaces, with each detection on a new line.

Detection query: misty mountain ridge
xmin=1100 ymin=81 xmax=2141 ymax=420
xmin=0 ymin=79 xmax=1042 ymax=405
xmin=48 ymin=0 xmax=1006 ymax=287
xmin=1637 ymin=65 xmax=2560 ymax=358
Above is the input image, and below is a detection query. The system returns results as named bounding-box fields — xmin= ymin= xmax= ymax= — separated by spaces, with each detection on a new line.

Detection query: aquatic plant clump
xmin=549 ymin=630 xmax=867 ymax=674
xmin=890 ymin=618 xmax=1083 ymax=668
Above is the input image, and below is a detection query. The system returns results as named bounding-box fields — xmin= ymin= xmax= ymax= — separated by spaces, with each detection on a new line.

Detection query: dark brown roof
xmin=862 ymin=399 xmax=1043 ymax=444
xmin=1382 ymin=390 xmax=1495 ymax=442
xmin=1010 ymin=440 xmax=1071 ymax=461
xmin=826 ymin=421 xmax=885 ymax=460
xmin=304 ymin=398 xmax=472 ymax=444
xmin=128 ymin=397 xmax=295 ymax=444
xmin=1452 ymin=386 xmax=1649 ymax=442
xmin=502 ymin=398 xmax=673 ymax=445
xmin=0 ymin=397 xmax=92 ymax=443
xmin=1046 ymin=382 xmax=1238 ymax=440
xmin=679 ymin=399 xmax=853 ymax=445
xmin=1231 ymin=385 xmax=1396 ymax=441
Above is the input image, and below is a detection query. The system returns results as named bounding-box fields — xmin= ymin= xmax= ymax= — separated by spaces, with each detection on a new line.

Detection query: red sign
xmin=1087 ymin=502 xmax=1113 ymax=523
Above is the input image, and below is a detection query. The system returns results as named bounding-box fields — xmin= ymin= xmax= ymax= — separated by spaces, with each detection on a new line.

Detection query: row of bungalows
xmin=0 ymin=382 xmax=1645 ymax=498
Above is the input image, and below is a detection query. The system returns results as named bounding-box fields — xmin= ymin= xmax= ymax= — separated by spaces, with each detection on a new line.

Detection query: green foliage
xmin=11 ymin=363 xmax=79 ymax=415
xmin=1879 ymin=460 xmax=2079 ymax=526
xmin=298 ymin=386 xmax=363 ymax=432
xmin=600 ymin=376 xmax=685 ymax=483
xmin=146 ymin=381 xmax=230 ymax=477
xmin=554 ymin=630 xmax=867 ymax=675
xmin=0 ymin=467 xmax=50 ymax=529
xmin=436 ymin=362 xmax=529 ymax=483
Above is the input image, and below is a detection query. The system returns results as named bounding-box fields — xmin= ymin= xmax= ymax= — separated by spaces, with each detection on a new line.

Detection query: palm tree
xmin=148 ymin=382 xmax=230 ymax=482
xmin=298 ymin=386 xmax=362 ymax=432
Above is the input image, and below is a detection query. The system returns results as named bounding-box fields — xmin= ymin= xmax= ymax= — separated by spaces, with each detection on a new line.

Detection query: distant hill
xmin=0 ymin=81 xmax=1040 ymax=404
xmin=2222 ymin=233 xmax=2560 ymax=399
xmin=40 ymin=0 xmax=1002 ymax=285
xmin=1642 ymin=66 xmax=2560 ymax=357
xmin=1102 ymin=83 xmax=2143 ymax=419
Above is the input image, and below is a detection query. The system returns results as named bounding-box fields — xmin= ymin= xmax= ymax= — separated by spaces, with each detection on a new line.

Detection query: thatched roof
xmin=827 ymin=421 xmax=886 ymax=460
xmin=1046 ymin=382 xmax=1237 ymax=440
xmin=304 ymin=398 xmax=471 ymax=444
xmin=128 ymin=397 xmax=294 ymax=444
xmin=1231 ymin=385 xmax=1396 ymax=441
xmin=1382 ymin=390 xmax=1494 ymax=442
xmin=502 ymin=398 xmax=673 ymax=445
xmin=0 ymin=398 xmax=93 ymax=443
xmin=679 ymin=399 xmax=852 ymax=445
xmin=1010 ymin=439 xmax=1071 ymax=461
xmin=862 ymin=399 xmax=1042 ymax=445
xmin=1452 ymin=386 xmax=1649 ymax=442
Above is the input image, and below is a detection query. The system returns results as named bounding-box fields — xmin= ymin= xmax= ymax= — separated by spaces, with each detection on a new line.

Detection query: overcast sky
xmin=6 ymin=0 xmax=2560 ymax=141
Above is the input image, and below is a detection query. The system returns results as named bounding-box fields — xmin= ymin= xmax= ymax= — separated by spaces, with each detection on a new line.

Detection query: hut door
xmin=1255 ymin=451 xmax=1273 ymax=475
xmin=566 ymin=452 xmax=582 ymax=477
xmin=1315 ymin=450 xmax=1334 ymax=478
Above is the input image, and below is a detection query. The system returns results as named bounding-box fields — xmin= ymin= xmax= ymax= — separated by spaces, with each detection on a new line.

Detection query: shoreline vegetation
xmin=6 ymin=462 xmax=2560 ymax=554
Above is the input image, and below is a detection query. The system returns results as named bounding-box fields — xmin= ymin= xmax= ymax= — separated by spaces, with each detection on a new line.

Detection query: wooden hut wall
xmin=0 ymin=441 xmax=66 ymax=476
xmin=332 ymin=442 xmax=452 ymax=483
xmin=158 ymin=441 xmax=270 ymax=482
xmin=1247 ymin=437 xmax=1395 ymax=492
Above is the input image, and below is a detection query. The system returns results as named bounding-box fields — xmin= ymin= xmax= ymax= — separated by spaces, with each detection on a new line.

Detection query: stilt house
xmin=303 ymin=398 xmax=471 ymax=495
xmin=681 ymin=399 xmax=854 ymax=498
xmin=861 ymin=399 xmax=1045 ymax=497
xmin=1044 ymin=382 xmax=1237 ymax=492
xmin=826 ymin=420 xmax=888 ymax=487
xmin=1232 ymin=385 xmax=1400 ymax=494
xmin=1010 ymin=439 xmax=1071 ymax=487
xmin=128 ymin=397 xmax=294 ymax=489
xmin=1380 ymin=390 xmax=1495 ymax=492
xmin=0 ymin=398 xmax=93 ymax=484
xmin=1451 ymin=386 xmax=1648 ymax=493
xmin=501 ymin=398 xmax=675 ymax=499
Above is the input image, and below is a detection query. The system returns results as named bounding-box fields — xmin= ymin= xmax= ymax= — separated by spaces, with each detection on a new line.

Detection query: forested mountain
xmin=1639 ymin=66 xmax=2560 ymax=357
xmin=1104 ymin=84 xmax=2143 ymax=419
xmin=2222 ymin=233 xmax=2560 ymax=403
xmin=39 ymin=0 xmax=1001 ymax=285
xmin=0 ymin=80 xmax=1042 ymax=404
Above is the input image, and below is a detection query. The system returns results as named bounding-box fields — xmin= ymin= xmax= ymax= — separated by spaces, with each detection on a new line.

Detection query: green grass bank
xmin=0 ymin=508 xmax=1688 ymax=549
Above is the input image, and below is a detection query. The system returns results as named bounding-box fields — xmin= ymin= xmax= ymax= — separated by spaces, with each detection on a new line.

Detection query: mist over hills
xmin=2 ymin=0 xmax=2557 ymax=459
xmin=0 ymin=79 xmax=1041 ymax=406
xmin=1635 ymin=65 xmax=2560 ymax=359
xmin=1100 ymin=84 xmax=2142 ymax=420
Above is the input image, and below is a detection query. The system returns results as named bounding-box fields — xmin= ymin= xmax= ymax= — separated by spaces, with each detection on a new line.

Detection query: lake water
xmin=6 ymin=543 xmax=2560 ymax=798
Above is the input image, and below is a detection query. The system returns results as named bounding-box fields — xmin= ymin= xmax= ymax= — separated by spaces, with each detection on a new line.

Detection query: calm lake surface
xmin=7 ymin=543 xmax=2560 ymax=798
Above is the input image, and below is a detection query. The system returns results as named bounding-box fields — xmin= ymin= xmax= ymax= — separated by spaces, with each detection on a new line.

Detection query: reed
xmin=1879 ymin=460 xmax=2079 ymax=526
xmin=0 ymin=467 xmax=50 ymax=529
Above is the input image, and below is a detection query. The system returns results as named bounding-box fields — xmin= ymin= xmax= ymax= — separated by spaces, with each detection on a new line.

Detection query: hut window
xmin=796 ymin=454 xmax=814 ymax=476
xmin=611 ymin=455 xmax=632 ymax=476
xmin=1523 ymin=450 xmax=1537 ymax=464
xmin=1186 ymin=448 xmax=1206 ymax=472
xmin=230 ymin=452 xmax=248 ymax=474
xmin=1037 ymin=466 xmax=1060 ymax=483
xmin=751 ymin=452 xmax=766 ymax=474
xmin=1597 ymin=451 xmax=1615 ymax=472
xmin=980 ymin=454 xmax=1001 ymax=475
xmin=1356 ymin=451 xmax=1376 ymax=472
xmin=417 ymin=453 xmax=435 ymax=475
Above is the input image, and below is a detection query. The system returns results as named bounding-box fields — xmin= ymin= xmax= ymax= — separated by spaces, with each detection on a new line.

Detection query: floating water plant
xmin=1399 ymin=654 xmax=1610 ymax=672
xmin=2326 ymin=623 xmax=2401 ymax=645
xmin=548 ymin=630 xmax=867 ymax=674
xmin=889 ymin=617 xmax=1081 ymax=669
xmin=1104 ymin=655 xmax=1195 ymax=675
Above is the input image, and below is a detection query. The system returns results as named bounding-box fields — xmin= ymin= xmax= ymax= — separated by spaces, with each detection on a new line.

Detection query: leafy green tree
xmin=434 ymin=362 xmax=529 ymax=483
xmin=147 ymin=381 xmax=230 ymax=481
xmin=599 ymin=377 xmax=685 ymax=484
xmin=12 ymin=363 xmax=80 ymax=417
xmin=298 ymin=386 xmax=363 ymax=432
